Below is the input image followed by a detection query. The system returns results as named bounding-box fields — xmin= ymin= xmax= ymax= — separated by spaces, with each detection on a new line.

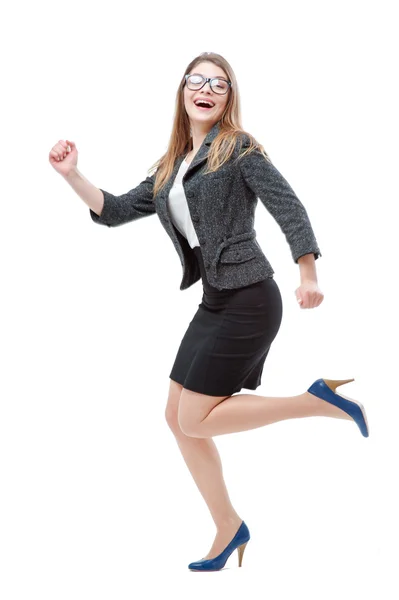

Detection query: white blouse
xmin=166 ymin=157 xmax=200 ymax=249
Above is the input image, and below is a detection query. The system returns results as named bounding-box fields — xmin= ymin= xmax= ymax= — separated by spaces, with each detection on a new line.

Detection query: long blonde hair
xmin=149 ymin=52 xmax=270 ymax=199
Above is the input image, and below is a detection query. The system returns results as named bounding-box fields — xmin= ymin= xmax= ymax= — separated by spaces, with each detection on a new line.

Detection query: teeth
xmin=195 ymin=100 xmax=214 ymax=107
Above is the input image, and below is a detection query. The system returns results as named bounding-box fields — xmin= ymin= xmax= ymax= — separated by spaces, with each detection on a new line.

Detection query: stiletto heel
xmin=237 ymin=541 xmax=248 ymax=567
xmin=324 ymin=378 xmax=355 ymax=390
xmin=307 ymin=378 xmax=369 ymax=438
xmin=188 ymin=520 xmax=250 ymax=571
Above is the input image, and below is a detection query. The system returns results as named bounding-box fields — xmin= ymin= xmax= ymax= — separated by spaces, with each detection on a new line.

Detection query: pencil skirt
xmin=169 ymin=246 xmax=283 ymax=396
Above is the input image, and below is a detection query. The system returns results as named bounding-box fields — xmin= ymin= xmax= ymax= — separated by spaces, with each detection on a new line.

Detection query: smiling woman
xmin=148 ymin=56 xmax=267 ymax=198
xmin=52 ymin=50 xmax=369 ymax=574
xmin=183 ymin=68 xmax=231 ymax=143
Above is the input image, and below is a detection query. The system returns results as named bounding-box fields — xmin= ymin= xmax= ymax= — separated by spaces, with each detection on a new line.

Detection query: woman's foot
xmin=304 ymin=391 xmax=353 ymax=420
xmin=202 ymin=517 xmax=243 ymax=560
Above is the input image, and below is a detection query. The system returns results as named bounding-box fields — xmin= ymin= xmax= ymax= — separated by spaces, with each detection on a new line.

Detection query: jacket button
xmin=204 ymin=261 xmax=210 ymax=268
xmin=199 ymin=237 xmax=206 ymax=244
xmin=192 ymin=215 xmax=200 ymax=222
xmin=187 ymin=191 xmax=194 ymax=198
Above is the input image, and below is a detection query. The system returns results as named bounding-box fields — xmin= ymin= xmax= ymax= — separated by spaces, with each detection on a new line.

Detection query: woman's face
xmin=183 ymin=61 xmax=230 ymax=128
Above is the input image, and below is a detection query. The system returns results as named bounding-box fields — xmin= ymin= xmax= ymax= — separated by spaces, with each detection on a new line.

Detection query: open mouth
xmin=194 ymin=100 xmax=215 ymax=111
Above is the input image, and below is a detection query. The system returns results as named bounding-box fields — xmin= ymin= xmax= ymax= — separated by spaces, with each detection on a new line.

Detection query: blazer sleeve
xmin=238 ymin=148 xmax=322 ymax=263
xmin=90 ymin=171 xmax=157 ymax=227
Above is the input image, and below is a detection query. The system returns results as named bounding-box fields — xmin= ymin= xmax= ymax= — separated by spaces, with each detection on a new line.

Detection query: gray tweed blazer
xmin=90 ymin=121 xmax=321 ymax=291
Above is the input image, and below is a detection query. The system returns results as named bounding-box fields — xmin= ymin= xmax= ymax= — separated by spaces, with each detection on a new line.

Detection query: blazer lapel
xmin=183 ymin=120 xmax=220 ymax=177
xmin=154 ymin=121 xmax=221 ymax=263
xmin=156 ymin=120 xmax=220 ymax=210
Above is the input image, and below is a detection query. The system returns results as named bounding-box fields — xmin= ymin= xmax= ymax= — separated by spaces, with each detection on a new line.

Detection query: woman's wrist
xmin=297 ymin=253 xmax=318 ymax=284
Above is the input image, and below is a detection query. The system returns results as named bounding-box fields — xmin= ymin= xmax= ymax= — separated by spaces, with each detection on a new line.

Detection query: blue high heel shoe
xmin=188 ymin=521 xmax=250 ymax=571
xmin=307 ymin=378 xmax=369 ymax=437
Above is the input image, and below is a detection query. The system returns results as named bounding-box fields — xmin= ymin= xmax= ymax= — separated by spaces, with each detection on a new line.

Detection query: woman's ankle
xmin=214 ymin=513 xmax=242 ymax=531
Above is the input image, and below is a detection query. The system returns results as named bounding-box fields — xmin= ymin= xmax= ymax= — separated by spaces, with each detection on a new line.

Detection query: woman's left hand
xmin=295 ymin=281 xmax=324 ymax=309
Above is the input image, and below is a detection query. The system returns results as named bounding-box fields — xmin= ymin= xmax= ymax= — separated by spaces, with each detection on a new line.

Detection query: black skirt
xmin=169 ymin=246 xmax=283 ymax=396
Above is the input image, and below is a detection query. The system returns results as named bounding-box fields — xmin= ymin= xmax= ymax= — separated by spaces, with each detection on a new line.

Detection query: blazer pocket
xmin=220 ymin=246 xmax=256 ymax=264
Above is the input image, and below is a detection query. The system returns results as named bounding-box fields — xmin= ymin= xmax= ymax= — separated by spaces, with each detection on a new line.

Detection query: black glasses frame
xmin=184 ymin=73 xmax=232 ymax=95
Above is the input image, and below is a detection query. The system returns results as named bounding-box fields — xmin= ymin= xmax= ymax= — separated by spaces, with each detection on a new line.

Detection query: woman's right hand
xmin=49 ymin=139 xmax=78 ymax=177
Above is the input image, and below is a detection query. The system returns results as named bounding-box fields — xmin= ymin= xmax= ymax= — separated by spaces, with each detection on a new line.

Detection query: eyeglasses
xmin=184 ymin=73 xmax=232 ymax=95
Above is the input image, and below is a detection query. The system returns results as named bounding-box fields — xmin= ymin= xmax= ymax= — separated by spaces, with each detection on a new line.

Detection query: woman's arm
xmin=297 ymin=253 xmax=318 ymax=284
xmin=238 ymin=148 xmax=322 ymax=264
xmin=63 ymin=167 xmax=105 ymax=216
xmin=64 ymin=167 xmax=157 ymax=227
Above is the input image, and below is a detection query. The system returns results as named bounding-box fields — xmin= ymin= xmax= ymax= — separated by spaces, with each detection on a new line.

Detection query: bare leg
xmin=175 ymin=435 xmax=243 ymax=558
xmin=166 ymin=380 xmax=243 ymax=559
xmin=179 ymin=389 xmax=354 ymax=439
xmin=166 ymin=383 xmax=353 ymax=559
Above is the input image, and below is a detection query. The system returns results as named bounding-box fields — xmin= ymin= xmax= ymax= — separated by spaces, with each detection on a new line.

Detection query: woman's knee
xmin=165 ymin=379 xmax=183 ymax=434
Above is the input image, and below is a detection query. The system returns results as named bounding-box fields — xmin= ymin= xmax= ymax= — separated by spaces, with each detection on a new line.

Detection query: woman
xmin=49 ymin=51 xmax=369 ymax=572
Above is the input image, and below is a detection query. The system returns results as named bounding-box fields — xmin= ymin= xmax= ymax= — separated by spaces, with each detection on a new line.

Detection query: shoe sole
xmin=335 ymin=391 xmax=370 ymax=437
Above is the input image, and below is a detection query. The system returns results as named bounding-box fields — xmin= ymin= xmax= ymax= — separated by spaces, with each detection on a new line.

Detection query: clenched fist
xmin=295 ymin=281 xmax=324 ymax=309
xmin=49 ymin=139 xmax=77 ymax=177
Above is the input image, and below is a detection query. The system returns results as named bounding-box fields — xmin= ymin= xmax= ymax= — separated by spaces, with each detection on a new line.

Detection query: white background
xmin=1 ymin=0 xmax=398 ymax=598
